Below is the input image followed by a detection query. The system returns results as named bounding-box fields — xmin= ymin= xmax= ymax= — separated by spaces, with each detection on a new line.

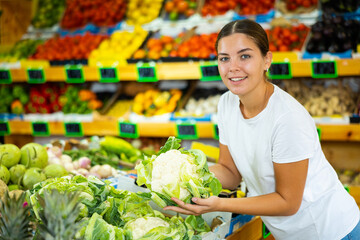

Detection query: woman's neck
xmin=239 ymin=82 xmax=273 ymax=119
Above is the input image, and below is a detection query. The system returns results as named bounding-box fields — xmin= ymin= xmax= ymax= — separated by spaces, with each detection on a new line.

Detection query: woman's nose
xmin=229 ymin=58 xmax=240 ymax=72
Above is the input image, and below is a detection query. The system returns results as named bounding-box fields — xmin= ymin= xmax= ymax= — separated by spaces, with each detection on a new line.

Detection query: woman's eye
xmin=219 ymin=57 xmax=229 ymax=62
xmin=241 ymin=54 xmax=250 ymax=59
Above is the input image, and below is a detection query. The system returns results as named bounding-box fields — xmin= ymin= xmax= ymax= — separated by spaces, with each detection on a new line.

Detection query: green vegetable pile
xmin=28 ymin=175 xmax=211 ymax=239
xmin=136 ymin=136 xmax=222 ymax=208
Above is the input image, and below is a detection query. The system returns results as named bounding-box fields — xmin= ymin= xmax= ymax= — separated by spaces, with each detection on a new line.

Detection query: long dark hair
xmin=215 ymin=19 xmax=269 ymax=57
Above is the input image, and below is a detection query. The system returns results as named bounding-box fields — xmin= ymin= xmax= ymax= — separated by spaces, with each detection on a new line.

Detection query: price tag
xmin=137 ymin=63 xmax=158 ymax=82
xmin=0 ymin=69 xmax=12 ymax=84
xmin=31 ymin=122 xmax=50 ymax=136
xmin=268 ymin=62 xmax=292 ymax=79
xmin=27 ymin=69 xmax=45 ymax=83
xmin=99 ymin=67 xmax=119 ymax=83
xmin=263 ymin=223 xmax=271 ymax=238
xmin=213 ymin=124 xmax=219 ymax=140
xmin=176 ymin=123 xmax=198 ymax=140
xmin=317 ymin=127 xmax=321 ymax=141
xmin=65 ymin=66 xmax=84 ymax=83
xmin=119 ymin=122 xmax=139 ymax=138
xmin=0 ymin=121 xmax=10 ymax=135
xmin=64 ymin=122 xmax=83 ymax=137
xmin=311 ymin=60 xmax=337 ymax=78
xmin=200 ymin=63 xmax=221 ymax=81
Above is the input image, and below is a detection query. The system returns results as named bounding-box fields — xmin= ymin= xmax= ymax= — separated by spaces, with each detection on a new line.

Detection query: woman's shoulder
xmin=219 ymin=90 xmax=238 ymax=105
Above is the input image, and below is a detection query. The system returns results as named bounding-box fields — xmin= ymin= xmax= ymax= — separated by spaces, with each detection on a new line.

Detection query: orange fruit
xmin=165 ymin=1 xmax=175 ymax=12
xmin=133 ymin=49 xmax=147 ymax=59
xmin=176 ymin=1 xmax=189 ymax=14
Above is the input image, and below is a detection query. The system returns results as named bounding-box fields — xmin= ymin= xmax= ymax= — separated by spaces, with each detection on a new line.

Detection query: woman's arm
xmin=164 ymin=159 xmax=308 ymax=216
xmin=209 ymin=143 xmax=242 ymax=190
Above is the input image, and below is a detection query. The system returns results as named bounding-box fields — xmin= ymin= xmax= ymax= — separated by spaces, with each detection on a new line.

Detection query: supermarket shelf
xmin=4 ymin=120 xmax=360 ymax=141
xmin=4 ymin=58 xmax=360 ymax=82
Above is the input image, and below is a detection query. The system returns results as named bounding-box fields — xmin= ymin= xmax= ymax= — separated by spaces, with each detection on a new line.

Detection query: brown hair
xmin=215 ymin=19 xmax=269 ymax=57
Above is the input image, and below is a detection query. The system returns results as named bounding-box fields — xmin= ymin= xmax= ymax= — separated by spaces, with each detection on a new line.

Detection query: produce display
xmin=283 ymin=80 xmax=357 ymax=116
xmin=266 ymin=24 xmax=309 ymax=52
xmin=338 ymin=169 xmax=360 ymax=186
xmin=126 ymin=0 xmax=164 ymax=25
xmin=133 ymin=35 xmax=180 ymax=60
xmin=164 ymin=0 xmax=197 ymax=21
xmin=175 ymin=94 xmax=221 ymax=117
xmin=176 ymin=32 xmax=218 ymax=58
xmin=0 ymin=85 xmax=29 ymax=114
xmin=30 ymin=33 xmax=108 ymax=61
xmin=320 ymin=0 xmax=360 ymax=13
xmin=136 ymin=136 xmax=222 ymax=208
xmin=276 ymin=0 xmax=318 ymax=13
xmin=201 ymin=0 xmax=275 ymax=16
xmin=0 ymin=39 xmax=43 ymax=61
xmin=306 ymin=15 xmax=360 ymax=53
xmin=60 ymin=0 xmax=127 ymax=29
xmin=132 ymin=89 xmax=182 ymax=117
xmin=31 ymin=0 xmax=66 ymax=29
xmin=89 ymin=27 xmax=147 ymax=66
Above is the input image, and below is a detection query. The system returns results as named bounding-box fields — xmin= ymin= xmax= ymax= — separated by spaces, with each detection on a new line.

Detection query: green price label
xmin=311 ymin=60 xmax=337 ymax=78
xmin=31 ymin=122 xmax=50 ymax=136
xmin=99 ymin=67 xmax=119 ymax=83
xmin=269 ymin=62 xmax=292 ymax=79
xmin=176 ymin=123 xmax=198 ymax=140
xmin=213 ymin=124 xmax=219 ymax=140
xmin=263 ymin=223 xmax=271 ymax=238
xmin=0 ymin=69 xmax=12 ymax=84
xmin=27 ymin=69 xmax=45 ymax=84
xmin=65 ymin=66 xmax=84 ymax=83
xmin=137 ymin=63 xmax=158 ymax=82
xmin=119 ymin=122 xmax=139 ymax=138
xmin=199 ymin=62 xmax=221 ymax=81
xmin=64 ymin=122 xmax=83 ymax=137
xmin=0 ymin=121 xmax=10 ymax=135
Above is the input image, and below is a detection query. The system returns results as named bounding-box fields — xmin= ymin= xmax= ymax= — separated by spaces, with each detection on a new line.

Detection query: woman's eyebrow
xmin=218 ymin=48 xmax=253 ymax=56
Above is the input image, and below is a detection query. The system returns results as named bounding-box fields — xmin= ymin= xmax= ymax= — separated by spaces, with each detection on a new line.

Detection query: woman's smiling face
xmin=217 ymin=33 xmax=271 ymax=97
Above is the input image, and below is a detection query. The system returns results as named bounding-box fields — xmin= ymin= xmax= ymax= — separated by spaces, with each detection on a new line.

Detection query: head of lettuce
xmin=135 ymin=136 xmax=222 ymax=208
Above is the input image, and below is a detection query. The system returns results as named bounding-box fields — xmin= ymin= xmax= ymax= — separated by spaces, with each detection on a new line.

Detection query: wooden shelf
xmin=3 ymin=120 xmax=360 ymax=141
xmin=4 ymin=58 xmax=360 ymax=82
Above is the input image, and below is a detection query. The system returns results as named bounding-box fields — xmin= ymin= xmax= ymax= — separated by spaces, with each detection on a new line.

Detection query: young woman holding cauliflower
xmin=164 ymin=19 xmax=360 ymax=240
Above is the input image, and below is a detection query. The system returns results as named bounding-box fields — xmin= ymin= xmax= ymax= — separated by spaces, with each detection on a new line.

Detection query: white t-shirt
xmin=217 ymin=84 xmax=359 ymax=240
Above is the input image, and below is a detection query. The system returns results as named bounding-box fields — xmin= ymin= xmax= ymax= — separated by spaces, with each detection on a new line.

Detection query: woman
xmin=164 ymin=19 xmax=360 ymax=239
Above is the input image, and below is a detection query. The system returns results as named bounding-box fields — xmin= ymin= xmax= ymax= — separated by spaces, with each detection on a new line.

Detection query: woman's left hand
xmin=163 ymin=196 xmax=220 ymax=216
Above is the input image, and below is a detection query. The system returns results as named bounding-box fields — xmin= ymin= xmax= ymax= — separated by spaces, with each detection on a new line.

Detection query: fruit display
xmin=25 ymin=83 xmax=66 ymax=114
xmin=338 ymin=169 xmax=360 ymax=186
xmin=60 ymin=0 xmax=127 ymax=29
xmin=132 ymin=89 xmax=182 ymax=117
xmin=132 ymin=34 xmax=181 ymax=60
xmin=282 ymin=80 xmax=357 ymax=116
xmin=88 ymin=26 xmax=147 ymax=66
xmin=61 ymin=85 xmax=103 ymax=114
xmin=0 ymin=39 xmax=43 ymax=61
xmin=0 ymin=85 xmax=29 ymax=114
xmin=266 ymin=23 xmax=310 ymax=51
xmin=320 ymin=0 xmax=360 ymax=14
xmin=163 ymin=0 xmax=198 ymax=21
xmin=306 ymin=15 xmax=360 ymax=53
xmin=201 ymin=0 xmax=274 ymax=17
xmin=176 ymin=32 xmax=218 ymax=58
xmin=0 ymin=143 xmax=49 ymax=190
xmin=176 ymin=94 xmax=221 ymax=117
xmin=31 ymin=0 xmax=66 ymax=29
xmin=276 ymin=0 xmax=318 ymax=14
xmin=30 ymin=33 xmax=107 ymax=61
xmin=126 ymin=0 xmax=164 ymax=25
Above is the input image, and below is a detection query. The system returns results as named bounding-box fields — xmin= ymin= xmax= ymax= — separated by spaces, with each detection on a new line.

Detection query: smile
xmin=229 ymin=76 xmax=247 ymax=82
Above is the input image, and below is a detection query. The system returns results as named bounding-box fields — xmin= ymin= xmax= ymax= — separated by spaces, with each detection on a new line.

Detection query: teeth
xmin=231 ymin=77 xmax=246 ymax=81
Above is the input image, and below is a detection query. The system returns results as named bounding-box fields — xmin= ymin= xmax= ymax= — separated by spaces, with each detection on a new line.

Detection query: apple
xmin=0 ymin=144 xmax=21 ymax=168
xmin=20 ymin=143 xmax=48 ymax=169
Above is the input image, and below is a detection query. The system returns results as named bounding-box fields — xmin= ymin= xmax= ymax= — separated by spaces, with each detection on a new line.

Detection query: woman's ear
xmin=265 ymin=51 xmax=273 ymax=71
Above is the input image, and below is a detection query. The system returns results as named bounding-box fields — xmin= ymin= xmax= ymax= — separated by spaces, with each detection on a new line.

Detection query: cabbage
xmin=136 ymin=136 xmax=222 ymax=208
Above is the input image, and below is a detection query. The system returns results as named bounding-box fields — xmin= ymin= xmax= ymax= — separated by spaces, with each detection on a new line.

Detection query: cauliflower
xmin=136 ymin=136 xmax=222 ymax=208
xmin=151 ymin=149 xmax=199 ymax=201
xmin=126 ymin=217 xmax=169 ymax=239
